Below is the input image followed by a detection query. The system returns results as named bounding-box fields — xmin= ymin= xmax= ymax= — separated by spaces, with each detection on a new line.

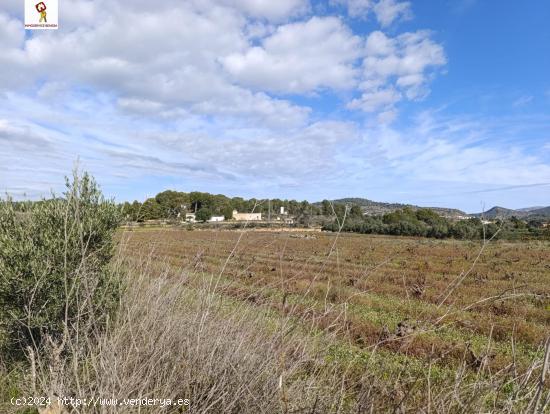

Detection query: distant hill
xmin=472 ymin=206 xmax=550 ymax=219
xmin=472 ymin=206 xmax=524 ymax=219
xmin=315 ymin=198 xmax=468 ymax=218
xmin=526 ymin=206 xmax=550 ymax=218
xmin=317 ymin=198 xmax=550 ymax=220
xmin=516 ymin=206 xmax=546 ymax=212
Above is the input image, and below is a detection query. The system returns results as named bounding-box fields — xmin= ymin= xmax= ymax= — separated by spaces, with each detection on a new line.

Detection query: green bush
xmin=0 ymin=171 xmax=120 ymax=359
xmin=195 ymin=207 xmax=212 ymax=222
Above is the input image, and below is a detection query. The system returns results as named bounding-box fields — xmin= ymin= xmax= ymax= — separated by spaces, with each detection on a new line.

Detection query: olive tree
xmin=0 ymin=171 xmax=120 ymax=359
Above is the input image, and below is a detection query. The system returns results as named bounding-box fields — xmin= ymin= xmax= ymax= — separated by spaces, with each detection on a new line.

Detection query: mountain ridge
xmin=472 ymin=206 xmax=550 ymax=219
xmin=315 ymin=197 xmax=468 ymax=218
xmin=316 ymin=198 xmax=550 ymax=219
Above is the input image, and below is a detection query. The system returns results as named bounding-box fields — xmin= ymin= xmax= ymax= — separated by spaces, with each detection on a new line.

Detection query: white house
xmin=185 ymin=213 xmax=196 ymax=223
xmin=232 ymin=209 xmax=262 ymax=221
xmin=209 ymin=216 xmax=225 ymax=222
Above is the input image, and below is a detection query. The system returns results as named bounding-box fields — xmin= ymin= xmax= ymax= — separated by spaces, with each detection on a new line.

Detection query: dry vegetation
xmin=2 ymin=222 xmax=549 ymax=413
xmin=110 ymin=227 xmax=550 ymax=413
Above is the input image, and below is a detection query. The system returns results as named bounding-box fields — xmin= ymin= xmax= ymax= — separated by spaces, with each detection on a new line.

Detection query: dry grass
xmin=14 ymin=252 xmax=351 ymax=413
xmin=3 ymin=228 xmax=550 ymax=413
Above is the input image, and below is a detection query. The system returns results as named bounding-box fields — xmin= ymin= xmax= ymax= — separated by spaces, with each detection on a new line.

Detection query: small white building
xmin=232 ymin=210 xmax=262 ymax=221
xmin=454 ymin=215 xmax=471 ymax=220
xmin=209 ymin=216 xmax=225 ymax=222
xmin=185 ymin=213 xmax=196 ymax=223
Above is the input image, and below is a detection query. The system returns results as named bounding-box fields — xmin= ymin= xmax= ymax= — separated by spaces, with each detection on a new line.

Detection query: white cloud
xmin=372 ymin=0 xmax=412 ymax=27
xmin=0 ymin=91 xmax=360 ymax=199
xmin=348 ymin=87 xmax=400 ymax=112
xmin=0 ymin=1 xmax=446 ymax=124
xmin=0 ymin=12 xmax=24 ymax=48
xmin=117 ymin=98 xmax=166 ymax=114
xmin=0 ymin=119 xmax=57 ymax=151
xmin=222 ymin=16 xmax=362 ymax=94
xmin=330 ymin=0 xmax=372 ymax=18
xmin=0 ymin=12 xmax=27 ymax=87
xmin=0 ymin=2 xmax=314 ymax=129
xmin=377 ymin=109 xmax=398 ymax=124
xmin=244 ymin=22 xmax=276 ymax=38
xmin=363 ymin=31 xmax=445 ymax=83
xmin=191 ymin=89 xmax=310 ymax=128
xmin=360 ymin=112 xmax=550 ymax=186
xmin=0 ymin=0 xmax=23 ymax=17
xmin=365 ymin=30 xmax=395 ymax=55
xmin=330 ymin=0 xmax=411 ymax=26
xmin=156 ymin=120 xmax=359 ymax=179
xmin=223 ymin=0 xmax=309 ymax=21
xmin=350 ymin=30 xmax=445 ymax=114
xmin=513 ymin=95 xmax=534 ymax=107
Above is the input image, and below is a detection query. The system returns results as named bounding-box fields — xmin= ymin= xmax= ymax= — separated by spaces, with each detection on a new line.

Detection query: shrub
xmin=195 ymin=207 xmax=212 ymax=222
xmin=428 ymin=223 xmax=449 ymax=238
xmin=451 ymin=219 xmax=480 ymax=239
xmin=0 ymin=171 xmax=120 ymax=359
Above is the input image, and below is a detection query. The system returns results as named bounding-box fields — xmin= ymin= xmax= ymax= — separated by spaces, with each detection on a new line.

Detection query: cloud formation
xmin=0 ymin=0 xmax=446 ymax=129
xmin=222 ymin=16 xmax=361 ymax=94
xmin=349 ymin=30 xmax=446 ymax=116
xmin=373 ymin=0 xmax=412 ymax=27
xmin=330 ymin=0 xmax=411 ymax=26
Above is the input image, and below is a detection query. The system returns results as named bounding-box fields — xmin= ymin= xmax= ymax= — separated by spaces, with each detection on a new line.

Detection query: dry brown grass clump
xmin=21 ymin=254 xmax=351 ymax=413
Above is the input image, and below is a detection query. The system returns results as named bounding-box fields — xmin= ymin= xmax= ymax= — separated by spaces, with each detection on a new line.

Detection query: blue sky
xmin=1 ymin=0 xmax=549 ymax=212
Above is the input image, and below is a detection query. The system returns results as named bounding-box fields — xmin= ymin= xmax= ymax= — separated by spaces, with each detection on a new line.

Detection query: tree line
xmin=119 ymin=190 xmax=325 ymax=222
xmin=323 ymin=207 xmax=550 ymax=240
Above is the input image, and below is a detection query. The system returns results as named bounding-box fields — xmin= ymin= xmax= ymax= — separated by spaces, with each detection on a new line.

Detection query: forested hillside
xmin=317 ymin=198 xmax=468 ymax=218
